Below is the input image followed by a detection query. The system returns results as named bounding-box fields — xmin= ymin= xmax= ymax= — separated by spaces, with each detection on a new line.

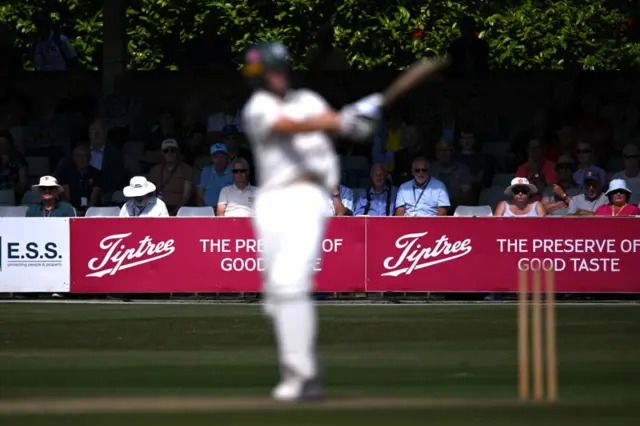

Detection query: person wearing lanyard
xmin=25 ymin=176 xmax=77 ymax=218
xmin=594 ymin=179 xmax=640 ymax=217
xmin=119 ymin=176 xmax=170 ymax=217
xmin=148 ymin=139 xmax=194 ymax=215
xmin=394 ymin=157 xmax=450 ymax=217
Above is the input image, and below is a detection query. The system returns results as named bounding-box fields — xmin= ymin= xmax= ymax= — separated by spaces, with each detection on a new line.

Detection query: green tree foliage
xmin=1 ymin=0 xmax=638 ymax=71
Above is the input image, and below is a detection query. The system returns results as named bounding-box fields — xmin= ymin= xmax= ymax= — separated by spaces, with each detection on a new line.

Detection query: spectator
xmin=395 ymin=156 xmax=449 ymax=217
xmin=551 ymin=124 xmax=577 ymax=163
xmin=612 ymin=144 xmax=640 ymax=187
xmin=197 ymin=143 xmax=232 ymax=208
xmin=354 ymin=163 xmax=397 ymax=216
xmin=594 ymin=179 xmax=640 ymax=217
xmin=304 ymin=24 xmax=350 ymax=71
xmin=575 ymin=94 xmax=612 ymax=163
xmin=541 ymin=156 xmax=582 ymax=216
xmin=456 ymin=128 xmax=494 ymax=190
xmin=30 ymin=11 xmax=78 ymax=72
xmin=220 ymin=125 xmax=255 ymax=184
xmin=179 ymin=97 xmax=206 ymax=150
xmin=430 ymin=139 xmax=474 ymax=211
xmin=147 ymin=139 xmax=193 ymax=216
xmin=216 ymin=157 xmax=256 ymax=217
xmin=392 ymin=125 xmax=429 ymax=185
xmin=87 ymin=117 xmax=126 ymax=194
xmin=494 ymin=177 xmax=546 ymax=217
xmin=25 ymin=176 xmax=76 ymax=217
xmin=0 ymin=130 xmax=27 ymax=199
xmin=145 ymin=109 xmax=180 ymax=166
xmin=372 ymin=109 xmax=407 ymax=173
xmin=574 ymin=141 xmax=606 ymax=185
xmin=206 ymin=91 xmax=242 ymax=135
xmin=567 ymin=169 xmax=608 ymax=216
xmin=330 ymin=184 xmax=354 ymax=216
xmin=56 ymin=144 xmax=102 ymax=215
xmin=446 ymin=16 xmax=489 ymax=78
xmin=516 ymin=138 xmax=558 ymax=197
xmin=119 ymin=176 xmax=169 ymax=217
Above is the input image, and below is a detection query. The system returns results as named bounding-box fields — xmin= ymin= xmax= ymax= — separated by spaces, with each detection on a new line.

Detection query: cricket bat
xmin=382 ymin=55 xmax=451 ymax=109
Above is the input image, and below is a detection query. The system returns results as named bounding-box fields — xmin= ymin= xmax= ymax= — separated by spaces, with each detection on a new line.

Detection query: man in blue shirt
xmin=197 ymin=143 xmax=233 ymax=209
xmin=329 ymin=184 xmax=354 ymax=216
xmin=354 ymin=163 xmax=397 ymax=216
xmin=395 ymin=157 xmax=450 ymax=216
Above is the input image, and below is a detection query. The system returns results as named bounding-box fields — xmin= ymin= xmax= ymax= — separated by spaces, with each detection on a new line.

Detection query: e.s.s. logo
xmin=0 ymin=237 xmax=63 ymax=271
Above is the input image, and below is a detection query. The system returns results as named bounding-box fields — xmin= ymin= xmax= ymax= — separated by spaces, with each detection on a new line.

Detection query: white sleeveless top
xmin=504 ymin=201 xmax=540 ymax=217
xmin=241 ymin=89 xmax=339 ymax=193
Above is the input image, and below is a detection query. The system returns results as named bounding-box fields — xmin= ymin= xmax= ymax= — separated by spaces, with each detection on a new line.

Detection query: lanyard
xmin=43 ymin=208 xmax=52 ymax=218
xmin=412 ymin=178 xmax=430 ymax=208
xmin=132 ymin=204 xmax=149 ymax=217
xmin=159 ymin=165 xmax=179 ymax=192
xmin=611 ymin=204 xmax=627 ymax=217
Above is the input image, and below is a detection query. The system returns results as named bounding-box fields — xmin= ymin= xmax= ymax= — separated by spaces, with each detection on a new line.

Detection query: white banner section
xmin=0 ymin=218 xmax=70 ymax=292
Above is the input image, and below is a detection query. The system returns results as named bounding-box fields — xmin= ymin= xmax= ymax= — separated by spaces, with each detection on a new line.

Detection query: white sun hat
xmin=123 ymin=176 xmax=157 ymax=198
xmin=31 ymin=175 xmax=64 ymax=195
xmin=504 ymin=177 xmax=538 ymax=196
xmin=605 ymin=179 xmax=632 ymax=195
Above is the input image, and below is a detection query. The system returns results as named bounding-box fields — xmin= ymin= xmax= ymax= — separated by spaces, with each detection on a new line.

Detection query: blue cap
xmin=210 ymin=143 xmax=228 ymax=155
xmin=583 ymin=167 xmax=604 ymax=182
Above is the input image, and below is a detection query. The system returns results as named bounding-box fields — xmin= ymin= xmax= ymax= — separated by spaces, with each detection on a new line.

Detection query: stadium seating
xmin=454 ymin=205 xmax=493 ymax=217
xmin=21 ymin=191 xmax=42 ymax=205
xmin=0 ymin=205 xmax=28 ymax=217
xmin=176 ymin=206 xmax=215 ymax=217
xmin=0 ymin=189 xmax=16 ymax=205
xmin=84 ymin=206 xmax=121 ymax=217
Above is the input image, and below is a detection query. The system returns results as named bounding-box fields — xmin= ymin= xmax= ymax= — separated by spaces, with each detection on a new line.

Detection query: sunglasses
xmin=610 ymin=190 xmax=627 ymax=196
xmin=232 ymin=169 xmax=247 ymax=174
xmin=414 ymin=168 xmax=428 ymax=173
xmin=162 ymin=148 xmax=178 ymax=154
xmin=40 ymin=187 xmax=56 ymax=192
xmin=512 ymin=187 xmax=529 ymax=195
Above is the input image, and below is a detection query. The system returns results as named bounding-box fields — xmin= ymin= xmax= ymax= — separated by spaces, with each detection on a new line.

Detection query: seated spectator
xmin=197 ymin=143 xmax=232 ymax=208
xmin=216 ymin=158 xmax=256 ymax=217
xmin=395 ymin=156 xmax=450 ymax=217
xmin=330 ymin=183 xmax=354 ymax=216
xmin=612 ymin=143 xmax=640 ymax=183
xmin=371 ymin=109 xmax=407 ymax=173
xmin=541 ymin=156 xmax=582 ymax=216
xmin=206 ymin=91 xmax=242 ymax=137
xmin=57 ymin=144 xmax=102 ymax=215
xmin=494 ymin=178 xmax=546 ymax=217
xmin=594 ymin=179 xmax=640 ymax=217
xmin=456 ymin=128 xmax=494 ymax=191
xmin=220 ymin=125 xmax=255 ymax=184
xmin=516 ymin=138 xmax=558 ymax=198
xmin=430 ymin=139 xmax=474 ymax=211
xmin=392 ymin=125 xmax=429 ymax=185
xmin=574 ymin=141 xmax=606 ymax=185
xmin=119 ymin=176 xmax=169 ymax=217
xmin=0 ymin=130 xmax=27 ymax=200
xmin=145 ymin=108 xmax=181 ymax=166
xmin=147 ymin=139 xmax=193 ymax=216
xmin=88 ymin=117 xmax=126 ymax=194
xmin=100 ymin=74 xmax=142 ymax=145
xmin=25 ymin=176 xmax=76 ymax=217
xmin=354 ymin=163 xmax=397 ymax=216
xmin=179 ymin=98 xmax=206 ymax=149
xmin=567 ymin=169 xmax=608 ymax=216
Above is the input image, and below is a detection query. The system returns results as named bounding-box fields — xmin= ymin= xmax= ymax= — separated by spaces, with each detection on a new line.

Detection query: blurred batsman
xmin=241 ymin=40 xmax=382 ymax=402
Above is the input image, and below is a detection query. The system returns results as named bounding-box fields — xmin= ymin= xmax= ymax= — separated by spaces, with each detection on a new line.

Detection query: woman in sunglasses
xmin=594 ymin=179 xmax=640 ymax=217
xmin=494 ymin=177 xmax=547 ymax=217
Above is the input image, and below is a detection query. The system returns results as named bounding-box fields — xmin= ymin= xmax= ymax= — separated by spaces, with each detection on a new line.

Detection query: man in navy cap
xmin=567 ymin=167 xmax=608 ymax=216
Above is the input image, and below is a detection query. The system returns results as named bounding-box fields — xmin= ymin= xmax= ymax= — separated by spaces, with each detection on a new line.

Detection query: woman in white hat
xmin=25 ymin=175 xmax=76 ymax=217
xmin=494 ymin=177 xmax=547 ymax=217
xmin=120 ymin=176 xmax=169 ymax=217
xmin=594 ymin=179 xmax=640 ymax=217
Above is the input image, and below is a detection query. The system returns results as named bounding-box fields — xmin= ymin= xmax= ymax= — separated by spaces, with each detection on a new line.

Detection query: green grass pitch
xmin=0 ymin=302 xmax=639 ymax=425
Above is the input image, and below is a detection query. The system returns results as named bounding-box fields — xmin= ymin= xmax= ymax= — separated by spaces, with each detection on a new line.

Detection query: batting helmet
xmin=242 ymin=41 xmax=290 ymax=88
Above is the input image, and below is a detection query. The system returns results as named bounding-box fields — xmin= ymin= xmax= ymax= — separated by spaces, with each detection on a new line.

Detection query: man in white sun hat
xmin=120 ymin=176 xmax=169 ymax=217
xmin=25 ymin=175 xmax=76 ymax=217
xmin=594 ymin=179 xmax=640 ymax=217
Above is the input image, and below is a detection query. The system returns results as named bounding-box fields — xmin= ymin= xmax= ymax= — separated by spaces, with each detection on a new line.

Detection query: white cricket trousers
xmin=252 ymin=181 xmax=329 ymax=380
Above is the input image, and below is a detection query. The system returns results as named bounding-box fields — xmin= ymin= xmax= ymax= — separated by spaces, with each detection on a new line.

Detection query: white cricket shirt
xmin=241 ymin=89 xmax=339 ymax=193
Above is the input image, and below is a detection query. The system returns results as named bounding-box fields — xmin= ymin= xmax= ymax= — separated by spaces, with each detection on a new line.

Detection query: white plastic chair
xmin=85 ymin=206 xmax=121 ymax=217
xmin=0 ymin=189 xmax=15 ymax=205
xmin=0 ymin=205 xmax=29 ymax=217
xmin=25 ymin=156 xmax=51 ymax=177
xmin=454 ymin=205 xmax=493 ymax=217
xmin=176 ymin=206 xmax=215 ymax=217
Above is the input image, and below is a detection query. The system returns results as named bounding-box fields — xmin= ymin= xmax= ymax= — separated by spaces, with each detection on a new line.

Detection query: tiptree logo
xmin=0 ymin=236 xmax=64 ymax=271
